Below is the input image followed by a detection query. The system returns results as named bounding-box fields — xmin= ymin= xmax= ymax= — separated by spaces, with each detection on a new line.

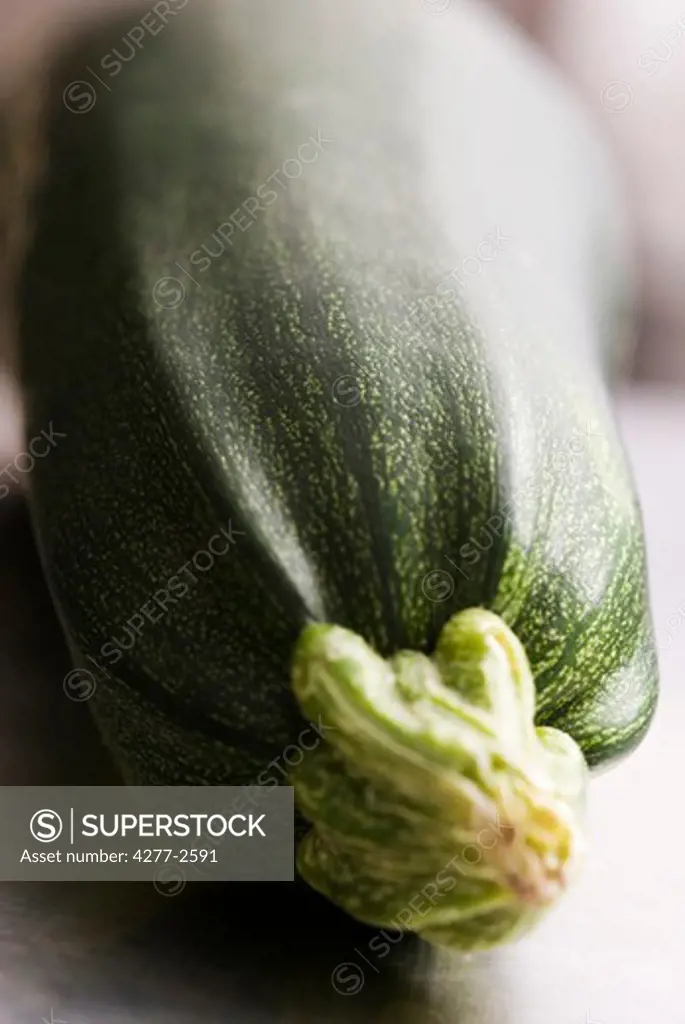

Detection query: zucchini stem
xmin=290 ymin=608 xmax=587 ymax=950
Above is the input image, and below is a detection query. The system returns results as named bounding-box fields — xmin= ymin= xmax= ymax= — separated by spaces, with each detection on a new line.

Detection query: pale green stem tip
xmin=289 ymin=608 xmax=588 ymax=951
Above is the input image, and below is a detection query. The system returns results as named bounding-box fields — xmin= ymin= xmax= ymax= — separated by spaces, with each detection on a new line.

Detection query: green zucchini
xmin=18 ymin=0 xmax=656 ymax=950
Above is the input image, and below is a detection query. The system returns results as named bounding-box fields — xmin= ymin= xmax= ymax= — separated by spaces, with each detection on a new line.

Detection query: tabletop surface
xmin=0 ymin=387 xmax=681 ymax=1023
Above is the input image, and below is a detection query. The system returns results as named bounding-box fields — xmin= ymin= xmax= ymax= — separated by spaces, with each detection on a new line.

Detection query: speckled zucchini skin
xmin=19 ymin=0 xmax=656 ymax=786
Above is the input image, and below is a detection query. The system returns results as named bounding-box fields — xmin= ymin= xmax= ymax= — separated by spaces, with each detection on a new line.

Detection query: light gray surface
xmin=0 ymin=387 xmax=680 ymax=1023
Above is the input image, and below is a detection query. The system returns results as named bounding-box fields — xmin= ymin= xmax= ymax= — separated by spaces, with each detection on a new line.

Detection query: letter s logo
xmin=30 ymin=809 xmax=63 ymax=843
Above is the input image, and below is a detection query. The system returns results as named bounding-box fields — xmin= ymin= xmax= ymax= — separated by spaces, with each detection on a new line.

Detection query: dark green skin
xmin=19 ymin=0 xmax=656 ymax=787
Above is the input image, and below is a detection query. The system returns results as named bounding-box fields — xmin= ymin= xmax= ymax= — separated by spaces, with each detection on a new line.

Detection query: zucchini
xmin=18 ymin=0 xmax=656 ymax=950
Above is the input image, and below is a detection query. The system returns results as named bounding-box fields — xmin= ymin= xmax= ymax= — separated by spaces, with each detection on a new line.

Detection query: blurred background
xmin=5 ymin=0 xmax=685 ymax=411
xmin=0 ymin=1 xmax=683 ymax=1021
